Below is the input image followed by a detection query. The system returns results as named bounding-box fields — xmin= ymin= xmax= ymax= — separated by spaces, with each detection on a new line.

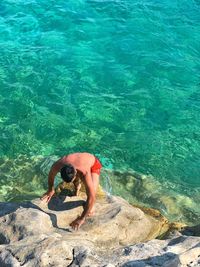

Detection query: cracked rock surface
xmin=0 ymin=193 xmax=200 ymax=267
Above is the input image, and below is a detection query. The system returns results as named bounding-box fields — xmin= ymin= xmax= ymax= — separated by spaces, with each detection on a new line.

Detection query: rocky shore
xmin=0 ymin=186 xmax=200 ymax=267
xmin=0 ymin=156 xmax=200 ymax=266
xmin=1 ymin=155 xmax=200 ymax=225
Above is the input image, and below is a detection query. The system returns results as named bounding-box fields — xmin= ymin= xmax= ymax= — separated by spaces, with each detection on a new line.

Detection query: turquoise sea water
xmin=0 ymin=0 xmax=200 ymax=222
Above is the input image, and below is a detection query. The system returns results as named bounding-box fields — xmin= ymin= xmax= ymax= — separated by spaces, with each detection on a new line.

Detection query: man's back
xmin=62 ymin=152 xmax=95 ymax=175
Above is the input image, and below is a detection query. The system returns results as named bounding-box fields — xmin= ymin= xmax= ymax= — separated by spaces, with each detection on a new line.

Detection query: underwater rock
xmin=101 ymin=168 xmax=200 ymax=225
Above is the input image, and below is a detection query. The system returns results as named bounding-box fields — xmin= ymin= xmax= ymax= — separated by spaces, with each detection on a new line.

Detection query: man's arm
xmin=41 ymin=159 xmax=63 ymax=202
xmin=73 ymin=178 xmax=82 ymax=196
xmin=70 ymin=170 xmax=95 ymax=230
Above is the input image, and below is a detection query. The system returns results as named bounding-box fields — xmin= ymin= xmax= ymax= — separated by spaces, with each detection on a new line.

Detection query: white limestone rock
xmin=0 ymin=194 xmax=200 ymax=267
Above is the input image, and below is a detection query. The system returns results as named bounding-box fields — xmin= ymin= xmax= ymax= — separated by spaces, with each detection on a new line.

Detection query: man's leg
xmin=91 ymin=172 xmax=100 ymax=195
xmin=87 ymin=172 xmax=100 ymax=216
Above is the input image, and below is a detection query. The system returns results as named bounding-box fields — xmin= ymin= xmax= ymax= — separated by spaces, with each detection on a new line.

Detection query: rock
xmin=0 ymin=206 xmax=53 ymax=243
xmin=1 ymin=156 xmax=200 ymax=266
xmin=0 ymin=192 xmax=169 ymax=247
xmin=0 ymin=193 xmax=200 ymax=267
xmin=0 ymin=191 xmax=166 ymax=266
xmin=0 ymin=193 xmax=200 ymax=266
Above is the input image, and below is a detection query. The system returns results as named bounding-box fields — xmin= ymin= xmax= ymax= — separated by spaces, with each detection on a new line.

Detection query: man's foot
xmin=83 ymin=202 xmax=95 ymax=217
xmin=88 ymin=207 xmax=95 ymax=217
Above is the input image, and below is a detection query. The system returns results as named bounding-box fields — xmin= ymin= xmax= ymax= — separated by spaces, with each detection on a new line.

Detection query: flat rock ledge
xmin=0 ymin=193 xmax=200 ymax=267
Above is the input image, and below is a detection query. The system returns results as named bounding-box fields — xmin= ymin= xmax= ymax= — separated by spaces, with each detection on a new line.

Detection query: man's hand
xmin=40 ymin=189 xmax=55 ymax=203
xmin=70 ymin=216 xmax=85 ymax=230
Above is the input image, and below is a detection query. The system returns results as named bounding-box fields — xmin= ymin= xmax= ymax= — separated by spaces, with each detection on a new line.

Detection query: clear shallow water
xmin=0 ymin=0 xmax=200 ymax=220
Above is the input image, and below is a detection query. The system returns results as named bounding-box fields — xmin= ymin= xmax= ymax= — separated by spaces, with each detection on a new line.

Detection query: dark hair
xmin=60 ymin=164 xmax=76 ymax=183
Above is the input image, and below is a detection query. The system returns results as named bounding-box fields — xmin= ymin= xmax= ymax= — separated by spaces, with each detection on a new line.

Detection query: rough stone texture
xmin=0 ymin=192 xmax=200 ymax=267
xmin=0 ymin=192 xmax=168 ymax=248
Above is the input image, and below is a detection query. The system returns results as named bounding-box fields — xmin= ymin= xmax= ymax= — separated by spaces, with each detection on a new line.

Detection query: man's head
xmin=60 ymin=164 xmax=76 ymax=183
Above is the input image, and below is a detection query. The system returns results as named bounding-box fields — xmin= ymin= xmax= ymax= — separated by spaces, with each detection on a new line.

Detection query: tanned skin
xmin=41 ymin=152 xmax=100 ymax=230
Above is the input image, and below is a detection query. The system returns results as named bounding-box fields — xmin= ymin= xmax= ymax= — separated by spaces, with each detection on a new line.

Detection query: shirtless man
xmin=41 ymin=152 xmax=102 ymax=230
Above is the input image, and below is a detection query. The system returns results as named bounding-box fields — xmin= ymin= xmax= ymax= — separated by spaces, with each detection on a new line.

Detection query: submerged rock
xmin=100 ymin=168 xmax=200 ymax=225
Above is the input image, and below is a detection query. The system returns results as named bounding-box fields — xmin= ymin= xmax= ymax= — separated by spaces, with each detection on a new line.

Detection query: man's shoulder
xmin=80 ymin=152 xmax=95 ymax=160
